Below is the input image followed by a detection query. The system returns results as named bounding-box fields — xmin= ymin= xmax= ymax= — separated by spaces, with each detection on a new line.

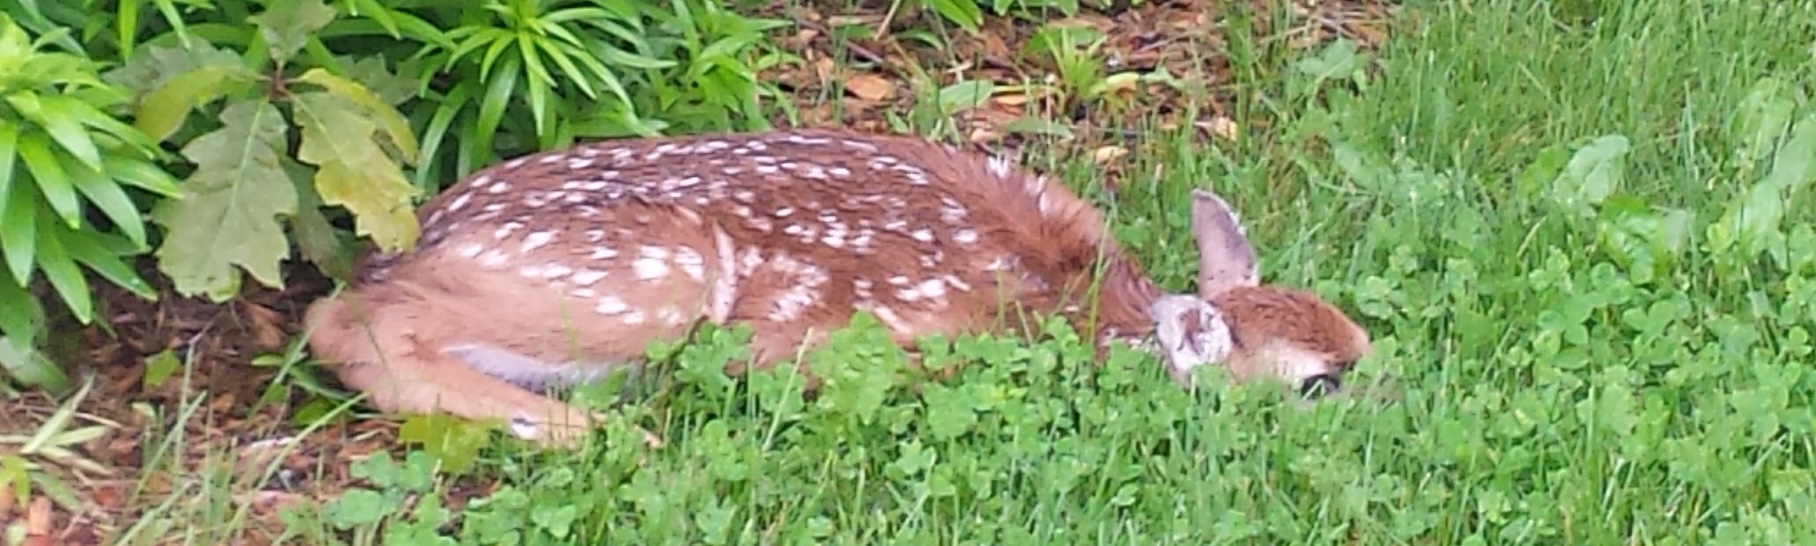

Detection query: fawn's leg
xmin=305 ymin=296 xmax=663 ymax=448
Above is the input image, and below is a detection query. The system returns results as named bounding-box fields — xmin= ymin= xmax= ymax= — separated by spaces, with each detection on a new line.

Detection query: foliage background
xmin=4 ymin=0 xmax=1816 ymax=544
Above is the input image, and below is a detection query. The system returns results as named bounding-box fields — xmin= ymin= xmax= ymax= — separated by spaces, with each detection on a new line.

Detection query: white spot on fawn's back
xmin=595 ymin=297 xmax=629 ymax=314
xmin=633 ymin=246 xmax=671 ymax=280
xmin=521 ymin=231 xmax=555 ymax=253
xmin=572 ymin=269 xmax=608 ymax=286
xmin=448 ymin=192 xmax=474 ymax=211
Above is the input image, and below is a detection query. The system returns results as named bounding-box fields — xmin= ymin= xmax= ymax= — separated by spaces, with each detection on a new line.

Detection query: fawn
xmin=303 ymin=128 xmax=1372 ymax=447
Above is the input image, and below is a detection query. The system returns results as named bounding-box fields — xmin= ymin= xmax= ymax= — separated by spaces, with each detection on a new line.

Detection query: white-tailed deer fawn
xmin=303 ymin=128 xmax=1371 ymax=447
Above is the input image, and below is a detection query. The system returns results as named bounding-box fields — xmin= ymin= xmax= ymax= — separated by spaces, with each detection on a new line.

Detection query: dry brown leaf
xmin=90 ymin=483 xmax=126 ymax=511
xmin=1093 ymin=145 xmax=1130 ymax=165
xmin=1201 ymin=116 xmax=1240 ymax=141
xmin=967 ymin=127 xmax=1005 ymax=145
xmin=844 ymin=73 xmax=896 ymax=101
xmin=993 ymin=94 xmax=1030 ymax=107
xmin=812 ymin=57 xmax=838 ymax=84
xmin=240 ymin=302 xmax=286 ymax=351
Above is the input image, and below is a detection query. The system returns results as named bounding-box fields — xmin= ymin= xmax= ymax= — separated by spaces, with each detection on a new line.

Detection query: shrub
xmin=0 ymin=12 xmax=181 ymax=390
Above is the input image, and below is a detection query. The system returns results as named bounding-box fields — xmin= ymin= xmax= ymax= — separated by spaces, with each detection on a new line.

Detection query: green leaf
xmin=103 ymin=41 xmax=244 ymax=99
xmin=150 ymin=99 xmax=298 ymax=301
xmin=61 ymin=154 xmax=147 ymax=246
xmin=472 ymin=55 xmax=520 ymax=166
xmin=327 ymin=489 xmax=393 ymax=528
xmin=414 ymin=81 xmax=471 ymax=186
xmin=0 ymin=177 xmax=37 ymax=285
xmin=282 ymin=158 xmax=350 ymax=279
xmin=141 ymin=348 xmax=181 ymax=390
xmin=292 ymin=91 xmax=420 ymax=253
xmin=1515 ymin=142 xmax=1570 ymax=199
xmin=13 ymin=131 xmax=81 ymax=227
xmin=7 ymin=91 xmax=104 ymax=172
xmin=338 ymin=54 xmax=419 ymax=106
xmin=33 ymin=219 xmax=93 ymax=324
xmin=294 ymin=68 xmax=419 ymax=162
xmin=528 ymin=30 xmax=600 ymax=99
xmin=1762 ymin=113 xmax=1816 ymax=193
xmin=135 ymin=65 xmax=254 ymax=143
xmin=1730 ymin=77 xmax=1799 ymax=172
xmin=0 ymin=274 xmax=45 ymax=345
xmin=0 ymin=333 xmax=65 ymax=393
xmin=0 ymin=118 xmax=16 ymax=216
xmin=45 ymin=94 xmax=160 ymax=158
xmin=1711 ymin=179 xmax=1786 ymax=259
xmin=248 ymin=0 xmax=339 ymax=64
xmin=921 ymin=384 xmax=979 ymax=440
xmin=115 ymin=0 xmax=142 ymax=60
xmin=59 ymin=230 xmax=155 ymax=299
xmin=937 ymin=80 xmax=996 ymax=114
xmin=102 ymin=155 xmax=183 ymax=198
xmin=1551 ymin=134 xmax=1630 ymax=211
xmin=397 ymin=414 xmax=490 ymax=476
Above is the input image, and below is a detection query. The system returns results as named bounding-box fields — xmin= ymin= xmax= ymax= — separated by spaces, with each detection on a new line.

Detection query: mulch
xmin=0 ymin=0 xmax=1396 ymax=543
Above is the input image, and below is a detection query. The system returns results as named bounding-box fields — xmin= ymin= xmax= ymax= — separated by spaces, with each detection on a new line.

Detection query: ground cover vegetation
xmin=1 ymin=0 xmax=1814 ymax=543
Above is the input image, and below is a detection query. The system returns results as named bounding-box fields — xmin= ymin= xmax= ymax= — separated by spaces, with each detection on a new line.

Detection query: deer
xmin=302 ymin=128 xmax=1373 ymax=448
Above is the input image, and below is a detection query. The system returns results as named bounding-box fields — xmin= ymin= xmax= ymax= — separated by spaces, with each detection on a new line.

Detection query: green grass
xmin=257 ymin=0 xmax=1816 ymax=543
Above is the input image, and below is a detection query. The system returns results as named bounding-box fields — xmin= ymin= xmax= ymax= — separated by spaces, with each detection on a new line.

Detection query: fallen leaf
xmin=90 ymin=483 xmax=126 ymax=510
xmin=967 ymin=127 xmax=1004 ymax=144
xmin=992 ymin=94 xmax=1030 ymax=107
xmin=813 ymin=57 xmax=838 ymax=83
xmin=1202 ymin=116 xmax=1240 ymax=141
xmin=239 ymin=301 xmax=287 ymax=351
xmin=845 ymin=73 xmax=896 ymax=101
xmin=1094 ymin=145 xmax=1130 ymax=165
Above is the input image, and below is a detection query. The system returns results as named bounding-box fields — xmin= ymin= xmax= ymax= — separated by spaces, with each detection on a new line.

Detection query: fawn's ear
xmin=1149 ymin=295 xmax=1235 ymax=387
xmin=1190 ymin=188 xmax=1258 ymax=298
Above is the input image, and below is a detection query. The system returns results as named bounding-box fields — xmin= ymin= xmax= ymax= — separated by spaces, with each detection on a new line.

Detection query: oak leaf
xmin=292 ymin=91 xmax=421 ymax=253
xmin=150 ymin=99 xmax=297 ymax=301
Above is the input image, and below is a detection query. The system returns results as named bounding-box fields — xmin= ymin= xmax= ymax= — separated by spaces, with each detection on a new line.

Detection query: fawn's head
xmin=1144 ymin=189 xmax=1371 ymax=399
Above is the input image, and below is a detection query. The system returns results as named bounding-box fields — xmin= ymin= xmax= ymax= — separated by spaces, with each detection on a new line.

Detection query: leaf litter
xmin=0 ymin=0 xmax=1398 ymax=542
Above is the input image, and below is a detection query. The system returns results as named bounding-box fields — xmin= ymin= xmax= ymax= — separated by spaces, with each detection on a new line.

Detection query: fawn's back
xmin=334 ymin=129 xmax=1140 ymax=391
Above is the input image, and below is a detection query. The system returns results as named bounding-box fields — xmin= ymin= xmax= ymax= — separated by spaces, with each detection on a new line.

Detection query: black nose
xmin=1298 ymin=374 xmax=1342 ymax=399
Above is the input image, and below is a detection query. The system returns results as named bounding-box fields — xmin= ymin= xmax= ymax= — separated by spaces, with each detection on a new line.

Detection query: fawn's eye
xmin=1298 ymin=374 xmax=1342 ymax=399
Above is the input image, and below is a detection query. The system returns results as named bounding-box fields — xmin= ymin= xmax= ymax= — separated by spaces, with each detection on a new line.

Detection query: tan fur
xmin=1214 ymin=286 xmax=1371 ymax=381
xmin=302 ymin=128 xmax=1370 ymax=447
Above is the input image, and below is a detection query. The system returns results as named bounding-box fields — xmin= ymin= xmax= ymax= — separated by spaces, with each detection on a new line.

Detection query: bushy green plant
xmin=0 ymin=12 xmax=181 ymax=390
xmin=103 ymin=0 xmax=425 ymax=301
xmin=401 ymin=0 xmax=791 ymax=182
